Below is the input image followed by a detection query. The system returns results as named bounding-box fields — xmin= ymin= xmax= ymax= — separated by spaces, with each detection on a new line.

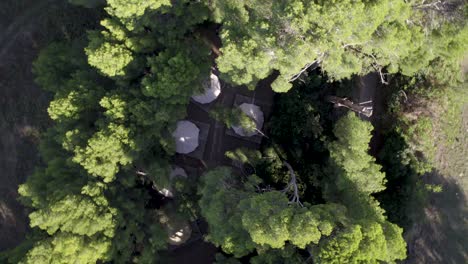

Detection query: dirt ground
xmin=359 ymin=72 xmax=468 ymax=264
xmin=1 ymin=0 xmax=50 ymax=250
xmin=404 ymin=104 xmax=468 ymax=264
xmin=403 ymin=58 xmax=468 ymax=264
xmin=0 ymin=0 xmax=100 ymax=251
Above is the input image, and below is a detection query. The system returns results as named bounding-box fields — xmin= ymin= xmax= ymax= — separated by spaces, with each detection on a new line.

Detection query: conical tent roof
xmin=232 ymin=103 xmax=264 ymax=137
xmin=172 ymin=121 xmax=199 ymax=154
xmin=159 ymin=188 xmax=173 ymax=198
xmin=158 ymin=204 xmax=192 ymax=246
xmin=167 ymin=222 xmax=192 ymax=246
xmin=191 ymin=73 xmax=221 ymax=104
xmin=170 ymin=166 xmax=188 ymax=179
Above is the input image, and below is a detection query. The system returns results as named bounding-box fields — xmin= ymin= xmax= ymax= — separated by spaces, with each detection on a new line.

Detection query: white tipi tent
xmin=232 ymin=103 xmax=264 ymax=137
xmin=158 ymin=204 xmax=192 ymax=246
xmin=172 ymin=121 xmax=199 ymax=154
xmin=170 ymin=166 xmax=188 ymax=179
xmin=191 ymin=73 xmax=221 ymax=104
xmin=168 ymin=224 xmax=192 ymax=245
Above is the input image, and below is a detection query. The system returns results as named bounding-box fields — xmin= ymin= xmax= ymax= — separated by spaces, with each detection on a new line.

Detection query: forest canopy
xmin=0 ymin=0 xmax=466 ymax=263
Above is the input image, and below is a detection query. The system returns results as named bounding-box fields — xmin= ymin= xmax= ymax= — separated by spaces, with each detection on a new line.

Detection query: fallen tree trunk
xmin=327 ymin=96 xmax=373 ymax=117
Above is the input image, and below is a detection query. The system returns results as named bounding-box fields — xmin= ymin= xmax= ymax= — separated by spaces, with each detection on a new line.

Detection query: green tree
xmin=198 ymin=167 xmax=256 ymax=257
xmin=28 ymin=183 xmax=116 ymax=237
xmin=211 ymin=0 xmax=467 ymax=92
xmin=106 ymin=176 xmax=168 ymax=263
xmin=17 ymin=159 xmax=118 ymax=263
xmin=288 ymin=204 xmax=346 ymax=248
xmin=210 ymin=106 xmax=257 ymax=134
xmin=313 ymin=225 xmax=363 ymax=263
xmin=20 ymin=233 xmax=111 ymax=264
xmin=200 ymin=167 xmax=352 ymax=255
xmin=240 ymin=192 xmax=348 ymax=249
xmin=327 ymin=112 xmax=386 ymax=195
xmin=319 ymin=112 xmax=407 ymax=262
xmin=33 ymin=42 xmax=88 ymax=92
xmin=141 ymin=47 xmax=210 ymax=103
xmin=47 ymin=71 xmax=104 ymax=123
xmin=396 ymin=116 xmax=435 ymax=174
xmin=11 ymin=0 xmax=216 ymax=262
xmin=18 ymin=157 xmax=85 ymax=209
xmin=86 ymin=41 xmax=134 ymax=77
xmin=250 ymin=245 xmax=304 ymax=264
xmin=239 ymin=191 xmax=292 ymax=248
xmin=105 ymin=0 xmax=171 ymax=30
xmin=72 ymin=123 xmax=135 ymax=182
xmin=312 ymin=221 xmax=406 ymax=263
xmin=9 ymin=0 xmax=438 ymax=262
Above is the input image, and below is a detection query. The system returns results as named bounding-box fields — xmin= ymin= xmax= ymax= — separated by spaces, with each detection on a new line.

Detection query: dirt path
xmin=355 ymin=73 xmax=387 ymax=156
xmin=405 ymin=104 xmax=468 ymax=264
xmin=357 ymin=73 xmax=378 ymax=104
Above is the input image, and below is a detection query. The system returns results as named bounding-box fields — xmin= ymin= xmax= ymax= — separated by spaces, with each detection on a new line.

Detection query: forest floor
xmin=405 ymin=109 xmax=468 ymax=264
xmin=403 ymin=57 xmax=468 ymax=264
xmin=404 ymin=97 xmax=468 ymax=264
xmin=0 ymin=0 xmax=53 ymax=251
xmin=359 ymin=72 xmax=468 ymax=263
xmin=0 ymin=0 xmax=99 ymax=251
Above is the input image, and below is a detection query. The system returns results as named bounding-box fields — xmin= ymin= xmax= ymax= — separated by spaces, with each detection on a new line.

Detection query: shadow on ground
xmin=0 ymin=0 xmax=101 ymax=251
xmin=405 ymin=171 xmax=467 ymax=264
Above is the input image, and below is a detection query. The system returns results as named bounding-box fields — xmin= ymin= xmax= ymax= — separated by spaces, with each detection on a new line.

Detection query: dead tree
xmin=412 ymin=0 xmax=466 ymax=27
xmin=327 ymin=96 xmax=373 ymax=117
xmin=413 ymin=0 xmax=464 ymax=13
xmin=282 ymin=161 xmax=303 ymax=207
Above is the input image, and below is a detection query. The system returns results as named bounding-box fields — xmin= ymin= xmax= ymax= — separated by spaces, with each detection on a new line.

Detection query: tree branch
xmin=376 ymin=66 xmax=388 ymax=85
xmin=282 ymin=161 xmax=303 ymax=207
xmin=413 ymin=1 xmax=443 ymax=10
xmin=288 ymin=54 xmax=324 ymax=82
xmin=345 ymin=45 xmax=388 ymax=85
xmin=136 ymin=170 xmax=147 ymax=176
xmin=399 ymin=90 xmax=408 ymax=103
xmin=254 ymin=128 xmax=269 ymax=138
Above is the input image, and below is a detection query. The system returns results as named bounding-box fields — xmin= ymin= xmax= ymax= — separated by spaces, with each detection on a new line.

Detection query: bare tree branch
xmin=282 ymin=161 xmax=303 ymax=207
xmin=254 ymin=128 xmax=269 ymax=138
xmin=327 ymin=96 xmax=373 ymax=117
xmin=255 ymin=185 xmax=272 ymax=193
xmin=136 ymin=170 xmax=147 ymax=176
xmin=413 ymin=0 xmax=444 ymax=10
xmin=289 ymin=61 xmax=316 ymax=82
xmin=345 ymin=45 xmax=389 ymax=85
xmin=342 ymin=42 xmax=366 ymax=48
xmin=377 ymin=66 xmax=388 ymax=85
xmin=289 ymin=54 xmax=324 ymax=82
xmin=399 ymin=90 xmax=408 ymax=103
